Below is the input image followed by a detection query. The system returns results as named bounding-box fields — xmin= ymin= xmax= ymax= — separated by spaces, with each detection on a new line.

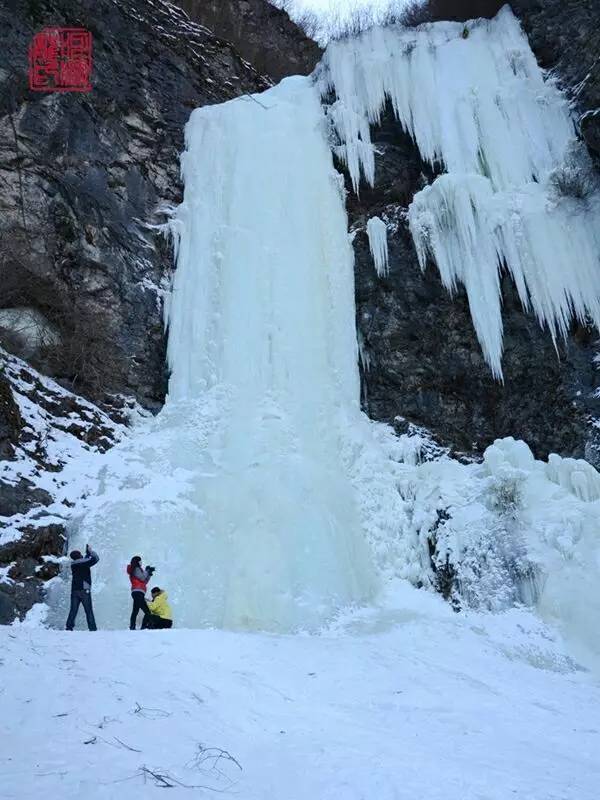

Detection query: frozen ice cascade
xmin=49 ymin=24 xmax=600 ymax=661
xmin=318 ymin=6 xmax=600 ymax=377
xmin=56 ymin=77 xmax=411 ymax=632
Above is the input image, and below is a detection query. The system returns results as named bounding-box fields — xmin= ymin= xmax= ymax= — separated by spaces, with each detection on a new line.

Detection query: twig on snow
xmin=191 ymin=745 xmax=242 ymax=774
xmin=140 ymin=766 xmax=224 ymax=791
xmin=132 ymin=702 xmax=171 ymax=719
xmin=113 ymin=736 xmax=142 ymax=753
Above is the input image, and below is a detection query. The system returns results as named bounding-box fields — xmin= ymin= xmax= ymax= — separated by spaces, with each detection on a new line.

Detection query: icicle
xmin=319 ymin=7 xmax=600 ymax=377
xmin=318 ymin=9 xmax=573 ymax=192
xmin=408 ymin=175 xmax=600 ymax=377
xmin=366 ymin=216 xmax=389 ymax=277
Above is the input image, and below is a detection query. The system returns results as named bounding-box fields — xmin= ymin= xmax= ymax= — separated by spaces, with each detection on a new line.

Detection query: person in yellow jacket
xmin=144 ymin=587 xmax=173 ymax=629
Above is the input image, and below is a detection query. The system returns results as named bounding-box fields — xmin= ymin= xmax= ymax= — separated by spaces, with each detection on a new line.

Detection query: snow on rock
xmin=427 ymin=436 xmax=600 ymax=659
xmin=0 ymin=351 xmax=126 ymax=540
xmin=0 ymin=350 xmax=138 ymax=620
xmin=366 ymin=215 xmax=389 ymax=276
xmin=318 ymin=7 xmax=600 ymax=377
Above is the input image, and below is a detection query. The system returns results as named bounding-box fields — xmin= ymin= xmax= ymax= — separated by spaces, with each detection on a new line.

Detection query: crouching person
xmin=144 ymin=587 xmax=173 ymax=629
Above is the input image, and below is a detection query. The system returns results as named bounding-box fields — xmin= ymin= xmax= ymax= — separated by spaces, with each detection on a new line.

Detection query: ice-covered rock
xmin=319 ymin=8 xmax=600 ymax=379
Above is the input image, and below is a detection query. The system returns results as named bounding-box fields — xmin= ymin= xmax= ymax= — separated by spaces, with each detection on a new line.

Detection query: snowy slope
xmin=3 ymin=588 xmax=600 ymax=800
xmin=0 ymin=352 xmax=129 ymax=544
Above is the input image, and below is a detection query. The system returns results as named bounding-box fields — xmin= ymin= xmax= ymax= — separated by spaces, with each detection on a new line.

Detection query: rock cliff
xmin=0 ymin=0 xmax=270 ymax=410
xmin=174 ymin=0 xmax=322 ymax=81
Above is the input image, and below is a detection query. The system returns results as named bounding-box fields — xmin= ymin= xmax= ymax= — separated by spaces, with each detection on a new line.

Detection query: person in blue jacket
xmin=65 ymin=544 xmax=99 ymax=631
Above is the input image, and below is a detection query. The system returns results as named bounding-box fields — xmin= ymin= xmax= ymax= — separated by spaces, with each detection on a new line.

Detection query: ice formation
xmin=366 ymin=215 xmax=389 ymax=276
xmin=319 ymin=7 xmax=600 ymax=376
xmin=49 ymin=14 xmax=600 ymax=662
xmin=63 ymin=78 xmax=384 ymax=632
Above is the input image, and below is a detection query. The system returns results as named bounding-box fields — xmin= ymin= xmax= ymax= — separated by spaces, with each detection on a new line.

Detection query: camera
xmin=147 ymin=566 xmax=156 ymax=575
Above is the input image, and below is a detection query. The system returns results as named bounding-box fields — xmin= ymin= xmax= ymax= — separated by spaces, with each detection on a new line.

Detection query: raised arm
xmin=72 ymin=549 xmax=99 ymax=568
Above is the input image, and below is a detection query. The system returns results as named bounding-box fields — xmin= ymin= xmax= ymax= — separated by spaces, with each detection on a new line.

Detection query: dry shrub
xmin=414 ymin=0 xmax=505 ymax=24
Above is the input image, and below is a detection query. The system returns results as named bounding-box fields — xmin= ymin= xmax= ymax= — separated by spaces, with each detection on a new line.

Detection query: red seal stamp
xmin=29 ymin=28 xmax=92 ymax=93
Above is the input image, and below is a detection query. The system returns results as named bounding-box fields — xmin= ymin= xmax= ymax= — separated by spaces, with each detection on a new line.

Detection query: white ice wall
xmin=66 ymin=77 xmax=380 ymax=632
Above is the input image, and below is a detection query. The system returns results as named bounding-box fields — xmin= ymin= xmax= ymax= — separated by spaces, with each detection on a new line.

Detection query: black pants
xmin=145 ymin=614 xmax=173 ymax=630
xmin=66 ymin=589 xmax=97 ymax=631
xmin=130 ymin=592 xmax=150 ymax=630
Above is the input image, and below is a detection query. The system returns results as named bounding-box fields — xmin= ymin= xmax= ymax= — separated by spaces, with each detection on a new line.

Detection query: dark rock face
xmin=347 ymin=107 xmax=600 ymax=463
xmin=174 ymin=0 xmax=322 ymax=82
xmin=0 ymin=0 xmax=268 ymax=410
xmin=0 ymin=523 xmax=66 ymax=624
xmin=511 ymin=0 xmax=600 ymax=163
xmin=0 ymin=372 xmax=22 ymax=460
xmin=0 ymin=478 xmax=52 ymax=518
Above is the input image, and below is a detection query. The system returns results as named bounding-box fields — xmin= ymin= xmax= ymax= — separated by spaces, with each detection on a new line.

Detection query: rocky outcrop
xmin=0 ymin=373 xmax=22 ymax=460
xmin=0 ymin=0 xmax=268 ymax=410
xmin=174 ymin=0 xmax=322 ymax=81
xmin=0 ymin=523 xmax=66 ymax=624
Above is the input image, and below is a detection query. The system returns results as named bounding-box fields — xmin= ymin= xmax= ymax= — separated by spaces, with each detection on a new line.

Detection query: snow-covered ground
xmin=3 ymin=586 xmax=600 ymax=800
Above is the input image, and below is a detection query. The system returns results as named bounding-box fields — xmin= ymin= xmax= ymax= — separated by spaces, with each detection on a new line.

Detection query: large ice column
xmin=166 ymin=77 xmax=360 ymax=414
xmin=318 ymin=7 xmax=600 ymax=377
xmin=68 ymin=77 xmax=377 ymax=632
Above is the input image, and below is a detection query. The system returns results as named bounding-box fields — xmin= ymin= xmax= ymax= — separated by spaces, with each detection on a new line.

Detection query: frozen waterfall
xmin=60 ymin=77 xmax=382 ymax=632
xmin=318 ymin=7 xmax=600 ymax=377
xmin=50 ymin=12 xmax=600 ymax=662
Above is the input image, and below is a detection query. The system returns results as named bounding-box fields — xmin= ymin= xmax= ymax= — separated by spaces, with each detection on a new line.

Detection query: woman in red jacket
xmin=126 ymin=555 xmax=155 ymax=630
